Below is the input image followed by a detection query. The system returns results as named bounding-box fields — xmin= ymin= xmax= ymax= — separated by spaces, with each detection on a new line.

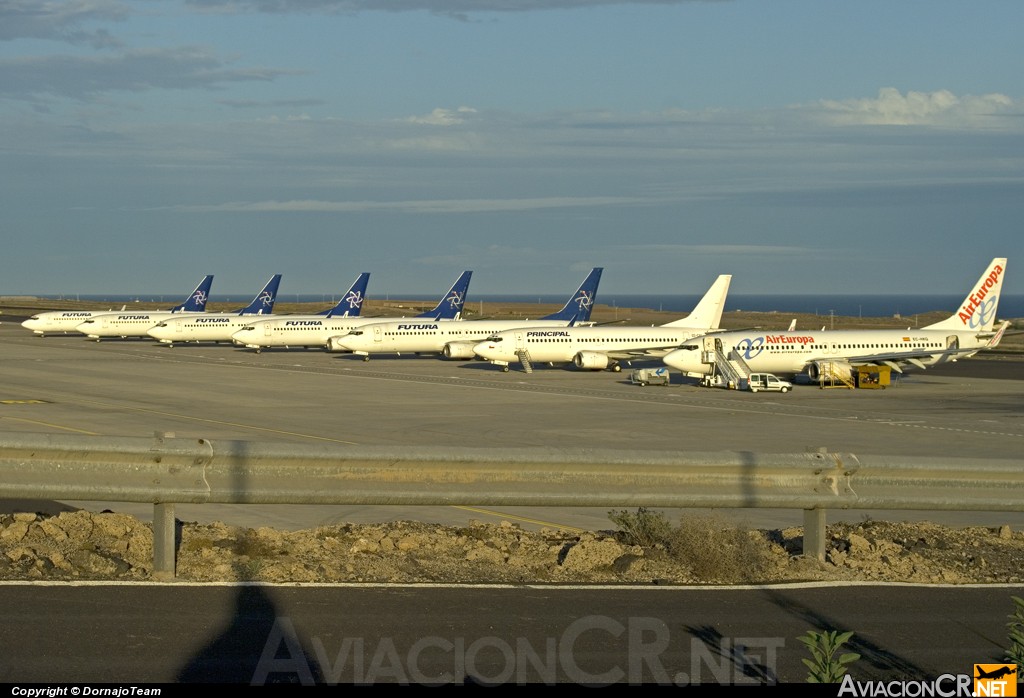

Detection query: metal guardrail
xmin=1 ymin=432 xmax=1021 ymax=577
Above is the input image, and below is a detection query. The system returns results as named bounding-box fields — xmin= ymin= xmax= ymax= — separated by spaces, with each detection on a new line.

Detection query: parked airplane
xmin=148 ymin=273 xmax=376 ymax=347
xmin=662 ymin=257 xmax=1009 ymax=384
xmin=231 ymin=271 xmax=472 ymax=353
xmin=472 ymin=274 xmax=732 ymax=372
xmin=21 ymin=275 xmax=214 ymax=338
xmin=78 ymin=274 xmax=281 ymax=341
xmin=328 ymin=268 xmax=603 ymax=360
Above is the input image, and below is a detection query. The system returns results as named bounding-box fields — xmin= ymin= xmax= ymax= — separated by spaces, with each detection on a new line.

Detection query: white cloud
xmin=163 ymin=195 xmax=652 ymax=213
xmin=814 ymin=87 xmax=1017 ymax=128
xmin=403 ymin=106 xmax=479 ymax=126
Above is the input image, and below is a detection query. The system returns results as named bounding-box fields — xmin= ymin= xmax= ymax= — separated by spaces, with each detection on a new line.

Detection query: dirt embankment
xmin=2 ymin=510 xmax=1022 ymax=585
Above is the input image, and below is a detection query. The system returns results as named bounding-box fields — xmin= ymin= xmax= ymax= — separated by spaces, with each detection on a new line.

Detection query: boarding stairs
xmin=817 ymin=362 xmax=856 ymax=390
xmin=719 ymin=348 xmax=752 ymax=387
xmin=516 ymin=350 xmax=534 ymax=374
xmin=701 ymin=346 xmax=752 ymax=388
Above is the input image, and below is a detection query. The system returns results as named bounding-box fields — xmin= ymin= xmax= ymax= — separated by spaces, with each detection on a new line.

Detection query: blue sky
xmin=2 ymin=0 xmax=1021 ymax=299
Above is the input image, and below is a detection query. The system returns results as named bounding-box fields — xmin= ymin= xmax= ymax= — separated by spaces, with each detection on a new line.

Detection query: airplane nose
xmin=662 ymin=349 xmax=695 ymax=372
xmin=472 ymin=342 xmax=495 ymax=358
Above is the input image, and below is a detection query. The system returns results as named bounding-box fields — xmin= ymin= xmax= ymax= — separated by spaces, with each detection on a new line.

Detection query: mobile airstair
xmin=698 ymin=339 xmax=753 ymax=389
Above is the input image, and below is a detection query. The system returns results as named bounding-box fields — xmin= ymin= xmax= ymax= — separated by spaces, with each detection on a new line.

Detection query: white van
xmin=746 ymin=373 xmax=793 ymax=393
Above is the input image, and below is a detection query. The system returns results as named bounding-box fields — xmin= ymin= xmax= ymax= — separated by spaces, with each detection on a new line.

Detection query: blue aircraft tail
xmin=168 ymin=275 xmax=214 ymax=313
xmin=234 ymin=274 xmax=282 ymax=315
xmin=541 ymin=267 xmax=602 ymax=322
xmin=416 ymin=271 xmax=472 ymax=320
xmin=322 ymin=272 xmax=371 ymax=317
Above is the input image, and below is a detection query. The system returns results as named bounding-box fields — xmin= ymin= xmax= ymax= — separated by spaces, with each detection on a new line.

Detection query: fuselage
xmin=230 ymin=315 xmax=402 ymax=351
xmin=147 ymin=312 xmax=273 ymax=344
xmin=662 ymin=327 xmax=988 ymax=378
xmin=329 ymin=319 xmax=581 ymax=357
xmin=22 ymin=310 xmax=109 ymax=336
xmin=76 ymin=311 xmax=206 ymax=339
xmin=472 ymin=325 xmax=713 ymax=369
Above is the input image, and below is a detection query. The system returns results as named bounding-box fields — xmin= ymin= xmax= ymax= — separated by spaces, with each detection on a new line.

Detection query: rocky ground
xmin=2 ymin=509 xmax=1022 ymax=585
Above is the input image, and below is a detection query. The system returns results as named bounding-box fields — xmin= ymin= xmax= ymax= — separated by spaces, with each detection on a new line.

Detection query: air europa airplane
xmin=231 ymin=271 xmax=472 ymax=353
xmin=472 ymin=274 xmax=731 ymax=372
xmin=327 ymin=268 xmax=602 ymax=360
xmin=21 ymin=275 xmax=214 ymax=337
xmin=662 ymin=257 xmax=1009 ymax=383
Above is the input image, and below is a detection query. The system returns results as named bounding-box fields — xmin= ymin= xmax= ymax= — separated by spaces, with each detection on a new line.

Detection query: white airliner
xmin=662 ymin=257 xmax=1009 ymax=384
xmin=78 ymin=275 xmax=281 ymax=341
xmin=231 ymin=271 xmax=472 ymax=353
xmin=21 ymin=275 xmax=214 ymax=338
xmin=147 ymin=273 xmax=369 ymax=347
xmin=472 ymin=274 xmax=732 ymax=372
xmin=327 ymin=267 xmax=603 ymax=360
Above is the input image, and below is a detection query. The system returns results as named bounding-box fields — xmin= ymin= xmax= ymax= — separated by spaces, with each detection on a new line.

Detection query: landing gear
xmin=502 ymin=366 xmax=510 ymax=373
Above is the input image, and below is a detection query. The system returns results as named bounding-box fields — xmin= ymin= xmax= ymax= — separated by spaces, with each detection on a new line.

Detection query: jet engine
xmin=442 ymin=342 xmax=477 ymax=360
xmin=573 ymin=351 xmax=611 ymax=370
xmin=807 ymin=360 xmax=855 ymax=383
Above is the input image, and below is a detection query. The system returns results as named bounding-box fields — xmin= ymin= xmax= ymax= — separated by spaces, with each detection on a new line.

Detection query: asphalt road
xmin=1 ymin=583 xmax=1021 ymax=685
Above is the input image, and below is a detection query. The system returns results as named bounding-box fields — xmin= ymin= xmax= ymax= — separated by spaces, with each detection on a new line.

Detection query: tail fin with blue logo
xmin=168 ymin=275 xmax=214 ymax=313
xmin=234 ymin=274 xmax=283 ymax=315
xmin=416 ymin=271 xmax=472 ymax=320
xmin=924 ymin=257 xmax=1006 ymax=332
xmin=323 ymin=272 xmax=371 ymax=317
xmin=541 ymin=267 xmax=603 ymax=322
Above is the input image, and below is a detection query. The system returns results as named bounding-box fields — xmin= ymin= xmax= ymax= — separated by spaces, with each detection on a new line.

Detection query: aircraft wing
xmin=804 ymin=341 xmax=1003 ymax=373
xmin=600 ymin=345 xmax=697 ymax=361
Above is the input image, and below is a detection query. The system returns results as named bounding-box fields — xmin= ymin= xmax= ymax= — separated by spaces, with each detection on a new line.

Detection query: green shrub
xmin=798 ymin=630 xmax=860 ymax=683
xmin=1006 ymin=595 xmax=1024 ymax=665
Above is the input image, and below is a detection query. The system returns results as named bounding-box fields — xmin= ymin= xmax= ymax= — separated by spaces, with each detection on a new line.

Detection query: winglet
xmin=416 ymin=271 xmax=472 ymax=320
xmin=324 ymin=272 xmax=371 ymax=318
xmin=168 ymin=275 xmax=214 ymax=313
xmin=986 ymin=320 xmax=1010 ymax=348
xmin=542 ymin=267 xmax=603 ymax=322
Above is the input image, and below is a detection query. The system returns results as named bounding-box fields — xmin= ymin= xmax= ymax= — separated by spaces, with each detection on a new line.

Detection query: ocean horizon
xmin=32 ymin=293 xmax=1024 ymax=319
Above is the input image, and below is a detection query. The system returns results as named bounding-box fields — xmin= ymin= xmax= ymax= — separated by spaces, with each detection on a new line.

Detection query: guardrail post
xmin=153 ymin=502 xmax=176 ymax=579
xmin=803 ymin=508 xmax=826 ymax=562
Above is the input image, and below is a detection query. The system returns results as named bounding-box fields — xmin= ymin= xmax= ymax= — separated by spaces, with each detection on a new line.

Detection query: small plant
xmin=1006 ymin=595 xmax=1024 ymax=665
xmin=608 ymin=507 xmax=673 ymax=549
xmin=607 ymin=509 xmax=777 ymax=583
xmin=798 ymin=629 xmax=860 ymax=683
